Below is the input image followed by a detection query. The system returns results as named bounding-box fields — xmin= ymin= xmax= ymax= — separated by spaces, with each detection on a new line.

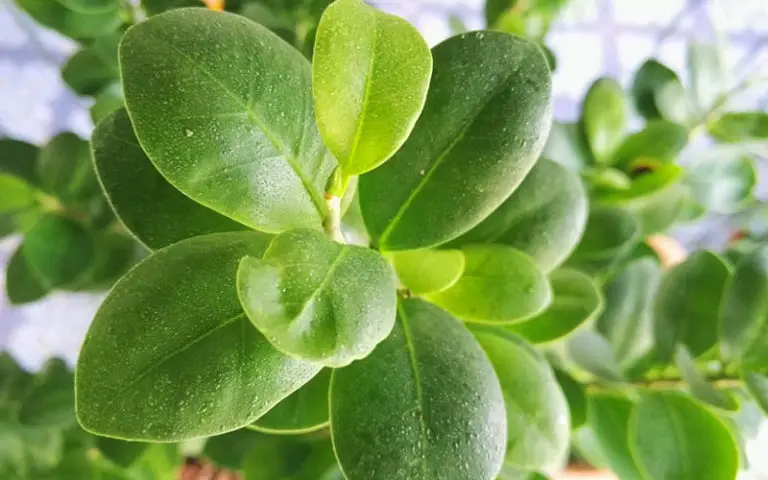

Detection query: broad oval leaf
xmin=709 ymin=112 xmax=768 ymax=143
xmin=472 ymin=327 xmax=569 ymax=476
xmin=92 ymin=108 xmax=247 ymax=250
xmin=720 ymin=245 xmax=768 ymax=367
xmin=15 ymin=0 xmax=122 ymax=39
xmin=120 ymin=8 xmax=337 ymax=233
xmin=686 ymin=154 xmax=756 ymax=215
xmin=427 ymin=245 xmax=551 ymax=324
xmin=359 ymin=31 xmax=552 ymax=250
xmin=631 ymin=59 xmax=690 ymax=123
xmin=587 ymin=392 xmax=644 ymax=480
xmin=251 ymin=369 xmax=331 ymax=434
xmin=5 ymin=245 xmax=49 ymax=305
xmin=76 ymin=232 xmax=322 ymax=441
xmin=313 ymin=0 xmax=432 ymax=178
xmin=566 ymin=207 xmax=639 ymax=271
xmin=541 ymin=122 xmax=594 ymax=172
xmin=611 ymin=120 xmax=688 ymax=168
xmin=330 ymin=298 xmax=506 ymax=480
xmin=389 ymin=249 xmax=465 ymax=295
xmin=61 ymin=34 xmax=120 ymax=96
xmin=0 ymin=139 xmax=39 ymax=186
xmin=675 ymin=346 xmax=738 ymax=411
xmin=566 ymin=330 xmax=624 ymax=383
xmin=237 ymin=228 xmax=397 ymax=367
xmin=687 ymin=42 xmax=724 ymax=115
xmin=629 ymin=391 xmax=739 ymax=480
xmin=446 ymin=158 xmax=588 ymax=273
xmin=581 ymin=77 xmax=628 ymax=164
xmin=0 ymin=175 xmax=37 ymax=213
xmin=654 ymin=251 xmax=731 ymax=362
xmin=743 ymin=371 xmax=768 ymax=415
xmin=508 ymin=269 xmax=603 ymax=343
xmin=38 ymin=133 xmax=100 ymax=203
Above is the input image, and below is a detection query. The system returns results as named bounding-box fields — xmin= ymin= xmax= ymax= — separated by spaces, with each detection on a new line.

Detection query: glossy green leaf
xmin=22 ymin=215 xmax=95 ymax=289
xmin=541 ymin=122 xmax=594 ymax=172
xmin=90 ymin=82 xmax=124 ymax=124
xmin=631 ymin=59 xmax=690 ymax=123
xmin=596 ymin=257 xmax=660 ymax=369
xmin=15 ymin=0 xmax=122 ymax=39
xmin=687 ymin=42 xmax=724 ymax=115
xmin=5 ymin=245 xmax=48 ymax=305
xmin=359 ymin=31 xmax=552 ymax=250
xmin=92 ymin=108 xmax=247 ymax=250
xmin=743 ymin=371 xmax=768 ymax=415
xmin=445 ymin=158 xmax=588 ymax=272
xmin=566 ymin=331 xmax=624 ymax=383
xmin=686 ymin=154 xmax=756 ymax=215
xmin=473 ymin=327 xmax=569 ymax=476
xmin=566 ymin=207 xmax=639 ymax=270
xmin=0 ymin=139 xmax=39 ymax=186
xmin=313 ymin=0 xmax=431 ymax=178
xmin=427 ymin=245 xmax=551 ymax=324
xmin=243 ymin=437 xmax=339 ymax=480
xmin=61 ymin=34 xmax=120 ymax=96
xmin=675 ymin=347 xmax=738 ymax=411
xmin=76 ymin=232 xmax=322 ymax=441
xmin=629 ymin=391 xmax=739 ymax=480
xmin=0 ymin=174 xmax=37 ymax=213
xmin=554 ymin=369 xmax=587 ymax=428
xmin=581 ymin=77 xmax=628 ymax=163
xmin=611 ymin=120 xmax=688 ymax=168
xmin=390 ymin=249 xmax=464 ymax=295
xmin=330 ymin=298 xmax=506 ymax=480
xmin=120 ymin=8 xmax=337 ymax=233
xmin=507 ymin=269 xmax=602 ymax=343
xmin=587 ymin=393 xmax=643 ymax=480
xmin=720 ymin=245 xmax=768 ymax=367
xmin=97 ymin=437 xmax=150 ymax=468
xmin=251 ymin=369 xmax=330 ymax=434
xmin=237 ymin=228 xmax=396 ymax=367
xmin=38 ymin=133 xmax=99 ymax=203
xmin=18 ymin=358 xmax=76 ymax=428
xmin=654 ymin=251 xmax=731 ymax=362
xmin=710 ymin=112 xmax=768 ymax=142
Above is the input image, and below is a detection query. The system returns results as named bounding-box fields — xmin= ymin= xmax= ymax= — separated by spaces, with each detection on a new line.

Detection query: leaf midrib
xmin=398 ymin=303 xmax=429 ymax=478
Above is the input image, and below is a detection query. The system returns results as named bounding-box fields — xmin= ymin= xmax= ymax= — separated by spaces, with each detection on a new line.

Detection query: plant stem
xmin=323 ymin=194 xmax=345 ymax=243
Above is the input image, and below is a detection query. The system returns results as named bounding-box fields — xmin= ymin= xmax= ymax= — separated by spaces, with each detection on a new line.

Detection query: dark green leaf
xmin=0 ymin=138 xmax=39 ymax=186
xmin=251 ymin=369 xmax=330 ymax=434
xmin=90 ymin=82 xmax=124 ymax=124
xmin=5 ymin=245 xmax=49 ymax=305
xmin=0 ymin=409 xmax=27 ymax=478
xmin=243 ymin=437 xmax=338 ymax=480
xmin=73 ymin=231 xmax=136 ymax=291
xmin=611 ymin=120 xmax=688 ymax=168
xmin=687 ymin=42 xmax=724 ymax=116
xmin=237 ymin=228 xmax=396 ymax=367
xmin=675 ymin=346 xmax=738 ymax=411
xmin=313 ymin=0 xmax=431 ymax=178
xmin=38 ymin=133 xmax=100 ymax=203
xmin=631 ymin=59 xmax=690 ymax=123
xmin=389 ymin=249 xmax=465 ymax=295
xmin=554 ymin=369 xmax=587 ymax=428
xmin=15 ymin=0 xmax=122 ymax=39
xmin=0 ymin=353 xmax=33 ymax=407
xmin=445 ymin=158 xmax=588 ymax=272
xmin=22 ymin=215 xmax=96 ymax=289
xmin=427 ymin=245 xmax=551 ymax=324
xmin=97 ymin=437 xmax=150 ymax=468
xmin=587 ymin=392 xmax=643 ymax=480
xmin=566 ymin=331 xmax=625 ymax=383
xmin=542 ymin=122 xmax=594 ymax=172
xmin=686 ymin=154 xmax=756 ymax=215
xmin=507 ymin=269 xmax=603 ymax=344
xmin=654 ymin=251 xmax=731 ymax=362
xmin=473 ymin=328 xmax=569 ymax=476
xmin=709 ymin=112 xmax=768 ymax=142
xmin=120 ymin=8 xmax=336 ymax=233
xmin=204 ymin=428 xmax=264 ymax=470
xmin=581 ymin=77 xmax=628 ymax=163
xmin=330 ymin=298 xmax=506 ymax=480
xmin=0 ymin=174 xmax=37 ymax=213
xmin=92 ymin=108 xmax=247 ymax=250
xmin=629 ymin=391 xmax=739 ymax=480
xmin=743 ymin=371 xmax=768 ymax=415
xmin=566 ymin=207 xmax=639 ymax=271
xmin=61 ymin=34 xmax=120 ymax=96
xmin=359 ymin=32 xmax=552 ymax=250
xmin=18 ymin=358 xmax=76 ymax=428
xmin=76 ymin=232 xmax=321 ymax=441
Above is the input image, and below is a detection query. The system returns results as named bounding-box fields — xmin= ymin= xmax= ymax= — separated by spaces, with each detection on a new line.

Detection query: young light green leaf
xmin=566 ymin=331 xmax=625 ymax=383
xmin=686 ymin=154 xmax=756 ymax=215
xmin=22 ymin=215 xmax=96 ymax=289
xmin=92 ymin=108 xmax=247 ymax=250
xmin=237 ymin=228 xmax=396 ymax=367
xmin=629 ymin=391 xmax=739 ymax=480
xmin=675 ymin=346 xmax=738 ymax=411
xmin=611 ymin=120 xmax=688 ymax=168
xmin=709 ymin=112 xmax=768 ymax=142
xmin=389 ymin=249 xmax=464 ymax=295
xmin=554 ymin=369 xmax=587 ymax=428
xmin=330 ymin=298 xmax=506 ymax=480
xmin=472 ymin=328 xmax=569 ymax=476
xmin=251 ymin=369 xmax=330 ymax=434
xmin=427 ymin=245 xmax=551 ymax=324
xmin=15 ymin=0 xmax=122 ymax=39
xmin=0 ymin=175 xmax=37 ymax=213
xmin=631 ymin=59 xmax=690 ymax=123
xmin=0 ymin=139 xmax=39 ymax=186
xmin=5 ymin=245 xmax=49 ymax=305
xmin=38 ymin=133 xmax=100 ymax=203
xmin=507 ymin=269 xmax=603 ymax=344
xmin=587 ymin=393 xmax=644 ymax=480
xmin=654 ymin=251 xmax=731 ymax=362
xmin=120 ymin=8 xmax=337 ymax=233
xmin=743 ymin=371 xmax=768 ymax=415
xmin=596 ymin=258 xmax=660 ymax=370
xmin=76 ymin=232 xmax=322 ymax=441
xmin=541 ymin=122 xmax=595 ymax=172
xmin=18 ymin=358 xmax=76 ymax=428
xmin=445 ymin=158 xmax=588 ymax=272
xmin=581 ymin=77 xmax=628 ymax=164
xmin=359 ymin=31 xmax=552 ymax=250
xmin=687 ymin=42 xmax=724 ymax=116
xmin=313 ymin=0 xmax=431 ymax=179
xmin=61 ymin=33 xmax=120 ymax=96
xmin=720 ymin=245 xmax=768 ymax=367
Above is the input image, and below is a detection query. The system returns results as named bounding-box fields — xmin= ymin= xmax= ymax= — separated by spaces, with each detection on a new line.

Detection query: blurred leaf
xmin=15 ymin=0 xmax=122 ymax=39
xmin=75 ymin=231 xmax=136 ymax=290
xmin=632 ymin=59 xmax=690 ymax=123
xmin=38 ymin=133 xmax=100 ymax=204
xmin=251 ymin=369 xmax=330 ymax=434
xmin=0 ymin=409 xmax=27 ymax=478
xmin=611 ymin=120 xmax=688 ymax=167
xmin=61 ymin=34 xmax=120 ymax=96
xmin=687 ymin=42 xmax=725 ymax=116
xmin=0 ymin=174 xmax=37 ymax=213
xmin=709 ymin=112 xmax=768 ymax=142
xmin=5 ymin=244 xmax=49 ymax=305
xmin=675 ymin=187 xmax=707 ymax=223
xmin=89 ymin=83 xmax=123 ymax=124
xmin=629 ymin=391 xmax=739 ymax=480
xmin=243 ymin=437 xmax=338 ymax=480
xmin=654 ymin=251 xmax=731 ymax=362
xmin=566 ymin=330 xmax=625 ymax=383
xmin=587 ymin=392 xmax=643 ymax=480
xmin=0 ymin=353 xmax=33 ymax=407
xmin=686 ymin=154 xmax=756 ymax=214
xmin=675 ymin=346 xmax=738 ymax=411
xmin=542 ymin=122 xmax=594 ymax=172
xmin=0 ymin=139 xmax=39 ymax=186
xmin=598 ymin=163 xmax=682 ymax=205
xmin=126 ymin=443 xmax=181 ymax=480
xmin=18 ymin=358 xmax=75 ymax=428
xmin=448 ymin=14 xmax=467 ymax=34
xmin=566 ymin=208 xmax=640 ymax=273
xmin=540 ymin=43 xmax=556 ymax=71
xmin=340 ymin=191 xmax=369 ymax=247
xmin=596 ymin=258 xmax=660 ymax=371
xmin=554 ymin=369 xmax=587 ymax=428
xmin=489 ymin=0 xmax=569 ymax=40
xmin=625 ymin=183 xmax=688 ymax=235
xmin=581 ymin=77 xmax=629 ymax=163
xmin=0 ymin=214 xmax=18 ymax=239
xmin=508 ymin=269 xmax=603 ymax=344
xmin=97 ymin=437 xmax=150 ymax=468
xmin=390 ymin=249 xmax=465 ymax=295
xmin=743 ymin=371 xmax=768 ymax=415
xmin=141 ymin=0 xmax=200 ymax=15
xmin=204 ymin=429 xmax=265 ymax=470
